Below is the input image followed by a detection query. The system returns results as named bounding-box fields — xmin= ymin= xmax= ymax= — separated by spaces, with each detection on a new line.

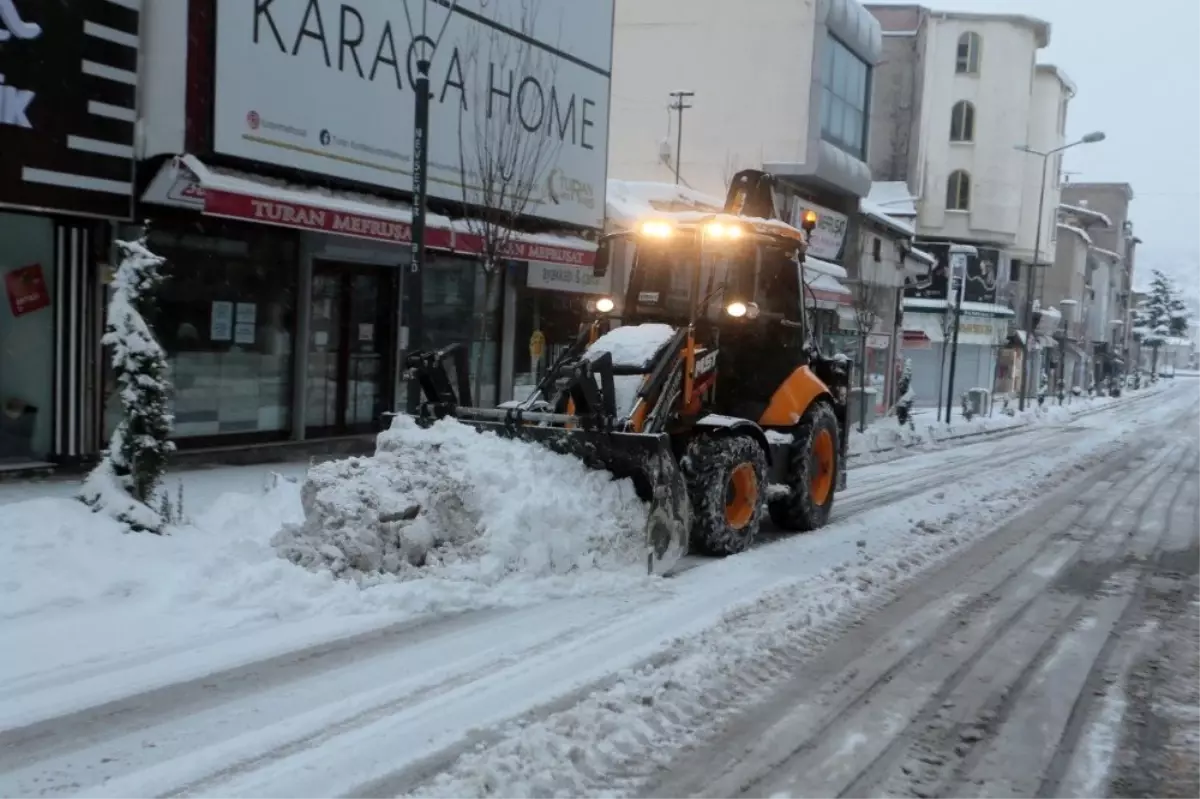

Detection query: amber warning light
xmin=801 ymin=209 xmax=819 ymax=232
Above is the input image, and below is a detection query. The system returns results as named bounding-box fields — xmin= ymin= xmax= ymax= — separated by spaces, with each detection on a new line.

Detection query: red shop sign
xmin=5 ymin=264 xmax=51 ymax=318
xmin=453 ymin=232 xmax=596 ymax=267
xmin=202 ymin=189 xmax=454 ymax=250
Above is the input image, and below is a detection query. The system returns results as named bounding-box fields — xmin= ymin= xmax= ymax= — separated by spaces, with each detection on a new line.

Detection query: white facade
xmin=1019 ymin=67 xmax=1073 ymax=264
xmin=608 ymin=0 xmax=880 ymax=203
xmin=881 ymin=10 xmax=1070 ymax=266
xmin=609 ymin=0 xmax=815 ymax=199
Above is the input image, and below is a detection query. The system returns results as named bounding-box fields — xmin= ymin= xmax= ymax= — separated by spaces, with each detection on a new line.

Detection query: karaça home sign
xmin=213 ymin=0 xmax=613 ymax=229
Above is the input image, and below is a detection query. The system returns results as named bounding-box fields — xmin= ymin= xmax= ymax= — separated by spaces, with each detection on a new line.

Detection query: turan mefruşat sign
xmin=0 ymin=0 xmax=139 ymax=218
xmin=212 ymin=0 xmax=613 ymax=229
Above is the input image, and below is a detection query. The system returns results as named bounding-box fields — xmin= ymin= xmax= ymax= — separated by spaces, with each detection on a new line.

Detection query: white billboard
xmin=212 ymin=0 xmax=613 ymax=229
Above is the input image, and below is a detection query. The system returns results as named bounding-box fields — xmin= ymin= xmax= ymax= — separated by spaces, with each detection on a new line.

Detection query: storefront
xmin=120 ymin=0 xmax=612 ymax=456
xmin=133 ymin=157 xmax=598 ymax=450
xmin=900 ymin=300 xmax=1014 ymax=410
xmin=0 ymin=0 xmax=141 ymax=467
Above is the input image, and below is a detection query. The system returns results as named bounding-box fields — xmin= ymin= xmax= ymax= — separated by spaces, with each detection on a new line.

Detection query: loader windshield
xmin=624 ymin=233 xmax=755 ymax=323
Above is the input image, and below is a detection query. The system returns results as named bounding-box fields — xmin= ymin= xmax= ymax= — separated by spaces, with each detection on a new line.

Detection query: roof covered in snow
xmin=1058 ymin=203 xmax=1112 ymax=229
xmin=1056 ymin=223 xmax=1092 ymax=245
xmin=1090 ymin=246 xmax=1124 ymax=263
xmin=606 ymin=180 xmax=725 ymax=226
xmin=859 ymin=198 xmax=915 ymax=237
xmin=866 ymin=182 xmax=917 ymax=218
xmin=903 ymin=298 xmax=1016 ymax=318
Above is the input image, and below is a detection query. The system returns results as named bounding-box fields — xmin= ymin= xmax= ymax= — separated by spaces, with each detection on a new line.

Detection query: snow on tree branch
xmin=79 ymin=236 xmax=174 ymax=534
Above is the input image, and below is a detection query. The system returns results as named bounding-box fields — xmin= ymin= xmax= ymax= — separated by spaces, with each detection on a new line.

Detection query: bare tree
xmin=848 ymin=273 xmax=883 ymax=433
xmin=456 ymin=0 xmax=564 ymax=402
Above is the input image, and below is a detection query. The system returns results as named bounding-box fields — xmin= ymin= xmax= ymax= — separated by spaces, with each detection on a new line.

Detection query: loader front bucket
xmin=448 ymin=414 xmax=691 ymax=576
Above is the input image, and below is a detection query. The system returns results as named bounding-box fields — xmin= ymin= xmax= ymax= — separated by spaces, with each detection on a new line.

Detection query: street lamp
xmin=1014 ymin=130 xmax=1106 ymax=410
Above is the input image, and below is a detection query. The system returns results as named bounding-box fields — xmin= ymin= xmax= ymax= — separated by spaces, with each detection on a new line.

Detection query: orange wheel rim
xmin=810 ymin=429 xmax=835 ymax=506
xmin=725 ymin=462 xmax=759 ymax=529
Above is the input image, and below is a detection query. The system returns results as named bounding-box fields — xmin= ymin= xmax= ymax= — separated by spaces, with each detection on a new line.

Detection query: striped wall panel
xmin=52 ymin=221 xmax=101 ymax=462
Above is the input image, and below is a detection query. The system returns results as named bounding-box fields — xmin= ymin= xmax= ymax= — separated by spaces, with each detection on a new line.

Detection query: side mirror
xmin=592 ymin=237 xmax=611 ymax=279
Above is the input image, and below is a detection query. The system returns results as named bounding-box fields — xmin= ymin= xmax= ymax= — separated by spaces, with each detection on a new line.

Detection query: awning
xmin=804 ymin=271 xmax=853 ymax=309
xmin=152 ymin=156 xmax=597 ymax=268
xmin=901 ymin=330 xmax=933 ymax=349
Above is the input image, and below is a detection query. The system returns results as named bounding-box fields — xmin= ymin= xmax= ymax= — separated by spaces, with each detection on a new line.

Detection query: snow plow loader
xmin=406 ymin=169 xmax=851 ymax=575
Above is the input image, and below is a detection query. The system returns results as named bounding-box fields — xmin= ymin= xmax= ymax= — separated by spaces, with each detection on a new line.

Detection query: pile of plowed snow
xmin=272 ymin=415 xmax=649 ymax=582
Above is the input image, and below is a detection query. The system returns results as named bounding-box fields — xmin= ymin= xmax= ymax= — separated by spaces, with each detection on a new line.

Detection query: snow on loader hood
xmin=272 ymin=415 xmax=650 ymax=583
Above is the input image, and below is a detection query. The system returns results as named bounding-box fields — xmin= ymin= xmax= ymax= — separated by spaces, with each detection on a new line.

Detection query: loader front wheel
xmin=768 ymin=401 xmax=840 ymax=531
xmin=682 ymin=434 xmax=768 ymax=556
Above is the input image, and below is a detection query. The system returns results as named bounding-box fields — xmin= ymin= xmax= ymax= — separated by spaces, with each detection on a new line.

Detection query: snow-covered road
xmin=0 ymin=382 xmax=1194 ymax=798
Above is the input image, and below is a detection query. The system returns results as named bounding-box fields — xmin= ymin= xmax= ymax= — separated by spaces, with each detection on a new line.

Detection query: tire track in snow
xmin=632 ymin=403 xmax=1196 ymax=799
xmin=393 ymin=391 xmax=1197 ymax=798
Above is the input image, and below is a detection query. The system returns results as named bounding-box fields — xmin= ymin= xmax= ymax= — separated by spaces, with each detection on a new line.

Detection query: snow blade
xmin=446 ymin=416 xmax=690 ymax=576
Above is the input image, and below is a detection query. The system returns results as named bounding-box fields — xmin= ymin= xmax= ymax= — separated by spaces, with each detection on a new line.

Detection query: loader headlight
xmin=725 ymin=301 xmax=760 ymax=320
xmin=593 ymin=296 xmax=615 ymax=314
xmin=703 ymin=221 xmax=745 ymax=240
xmin=639 ymin=220 xmax=674 ymax=239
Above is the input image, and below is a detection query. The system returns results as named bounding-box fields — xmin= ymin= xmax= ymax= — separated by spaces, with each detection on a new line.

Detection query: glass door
xmin=305 ymin=262 xmax=396 ymax=436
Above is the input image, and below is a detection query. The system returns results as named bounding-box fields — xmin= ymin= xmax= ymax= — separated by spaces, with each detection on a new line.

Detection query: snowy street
xmin=0 ymin=381 xmax=1196 ymax=798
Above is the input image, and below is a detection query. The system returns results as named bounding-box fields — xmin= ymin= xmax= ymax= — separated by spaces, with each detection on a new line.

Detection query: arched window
xmin=949 ymin=100 xmax=975 ymax=142
xmin=956 ymin=32 xmax=981 ymax=74
xmin=946 ymin=170 xmax=971 ymax=211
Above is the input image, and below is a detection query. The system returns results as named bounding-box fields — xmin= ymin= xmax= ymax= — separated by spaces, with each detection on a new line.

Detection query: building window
xmin=946 ymin=170 xmax=971 ymax=211
xmin=956 ymin=32 xmax=981 ymax=74
xmin=949 ymin=100 xmax=975 ymax=142
xmin=819 ymin=34 xmax=871 ymax=160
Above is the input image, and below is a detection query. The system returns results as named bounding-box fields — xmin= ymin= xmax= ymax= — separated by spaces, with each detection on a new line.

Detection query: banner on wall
xmin=4 ymin=263 xmax=50 ymax=317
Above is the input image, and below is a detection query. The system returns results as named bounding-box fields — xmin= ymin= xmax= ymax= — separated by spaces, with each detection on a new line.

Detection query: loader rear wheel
xmin=682 ymin=434 xmax=768 ymax=556
xmin=768 ymin=401 xmax=840 ymax=532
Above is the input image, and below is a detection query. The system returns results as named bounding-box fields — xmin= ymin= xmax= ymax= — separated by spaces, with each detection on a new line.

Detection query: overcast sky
xmin=871 ymin=0 xmax=1200 ymax=303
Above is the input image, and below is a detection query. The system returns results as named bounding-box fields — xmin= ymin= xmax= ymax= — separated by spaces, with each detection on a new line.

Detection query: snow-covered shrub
xmin=272 ymin=415 xmax=648 ymax=581
xmin=79 ymin=237 xmax=174 ymax=534
xmin=960 ymin=391 xmax=975 ymax=421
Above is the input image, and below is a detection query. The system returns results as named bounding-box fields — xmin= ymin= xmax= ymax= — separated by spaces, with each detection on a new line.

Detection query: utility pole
xmin=1014 ymin=130 xmax=1105 ymax=411
xmin=943 ymin=245 xmax=971 ymax=422
xmin=403 ymin=1 xmax=457 ymax=412
xmin=668 ymin=91 xmax=694 ymax=185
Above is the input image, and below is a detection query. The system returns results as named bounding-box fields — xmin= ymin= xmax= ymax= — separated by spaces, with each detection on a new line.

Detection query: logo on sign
xmin=546 ymin=167 xmax=595 ymax=210
xmin=0 ymin=0 xmax=42 ymax=129
xmin=0 ymin=0 xmax=40 ymax=41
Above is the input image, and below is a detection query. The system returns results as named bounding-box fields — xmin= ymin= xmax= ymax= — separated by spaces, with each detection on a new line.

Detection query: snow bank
xmin=848 ymin=393 xmax=1124 ymax=462
xmin=272 ymin=415 xmax=649 ymax=582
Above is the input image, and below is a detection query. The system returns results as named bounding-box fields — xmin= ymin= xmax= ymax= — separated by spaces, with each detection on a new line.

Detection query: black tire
xmin=681 ymin=434 xmax=768 ymax=556
xmin=768 ymin=401 xmax=840 ymax=531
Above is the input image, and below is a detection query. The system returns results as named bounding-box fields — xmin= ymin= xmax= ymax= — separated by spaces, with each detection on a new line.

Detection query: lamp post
xmin=1014 ymin=131 xmax=1105 ymax=411
xmin=943 ymin=244 xmax=974 ymax=422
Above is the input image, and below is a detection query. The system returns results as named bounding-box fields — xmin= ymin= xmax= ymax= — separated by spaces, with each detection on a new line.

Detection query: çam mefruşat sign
xmin=213 ymin=0 xmax=613 ymax=229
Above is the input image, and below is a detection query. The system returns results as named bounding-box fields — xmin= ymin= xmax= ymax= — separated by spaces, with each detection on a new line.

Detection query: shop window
xmin=104 ymin=222 xmax=299 ymax=442
xmin=0 ymin=212 xmax=55 ymax=462
xmin=513 ymin=282 xmax=590 ymax=402
xmin=401 ymin=255 xmax=501 ymax=407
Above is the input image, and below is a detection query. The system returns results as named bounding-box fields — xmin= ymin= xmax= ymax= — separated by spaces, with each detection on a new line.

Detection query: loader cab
xmin=593 ymin=217 xmax=812 ymax=338
xmin=591 ymin=217 xmax=818 ymax=418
